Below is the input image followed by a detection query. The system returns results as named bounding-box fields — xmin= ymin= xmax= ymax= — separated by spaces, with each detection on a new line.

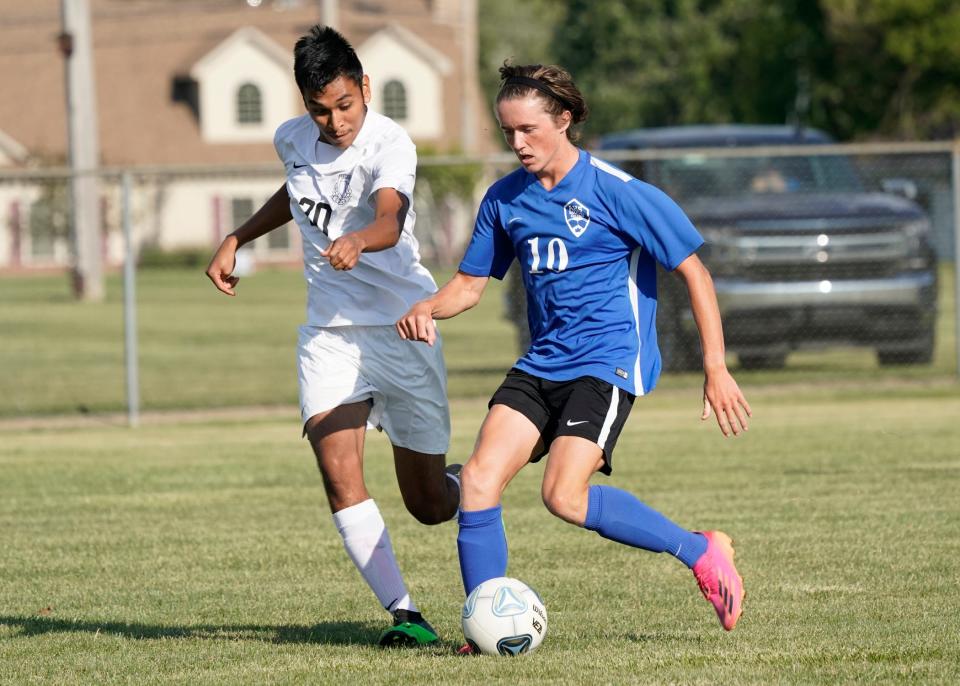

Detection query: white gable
xmin=190 ymin=27 xmax=298 ymax=143
xmin=358 ymin=27 xmax=451 ymax=141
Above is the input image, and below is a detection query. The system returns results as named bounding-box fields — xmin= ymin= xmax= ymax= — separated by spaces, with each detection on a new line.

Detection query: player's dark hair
xmin=497 ymin=62 xmax=589 ymax=143
xmin=293 ymin=25 xmax=363 ymax=93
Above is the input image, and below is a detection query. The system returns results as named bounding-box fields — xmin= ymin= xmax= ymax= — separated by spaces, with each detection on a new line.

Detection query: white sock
xmin=332 ymin=499 xmax=418 ymax=614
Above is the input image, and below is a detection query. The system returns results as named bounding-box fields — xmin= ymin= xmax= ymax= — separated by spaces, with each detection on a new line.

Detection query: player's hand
xmin=396 ymin=301 xmax=437 ymax=346
xmin=321 ymin=234 xmax=364 ymax=270
xmin=701 ymin=367 xmax=752 ymax=437
xmin=205 ymin=236 xmax=241 ymax=296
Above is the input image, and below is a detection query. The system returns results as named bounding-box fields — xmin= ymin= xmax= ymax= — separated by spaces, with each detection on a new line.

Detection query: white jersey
xmin=274 ymin=110 xmax=438 ymax=326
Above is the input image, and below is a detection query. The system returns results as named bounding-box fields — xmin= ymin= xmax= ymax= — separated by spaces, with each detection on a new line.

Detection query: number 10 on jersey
xmin=527 ymin=237 xmax=569 ymax=274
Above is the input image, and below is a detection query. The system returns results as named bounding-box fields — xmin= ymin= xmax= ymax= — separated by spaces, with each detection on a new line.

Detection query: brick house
xmin=0 ymin=0 xmax=493 ymax=269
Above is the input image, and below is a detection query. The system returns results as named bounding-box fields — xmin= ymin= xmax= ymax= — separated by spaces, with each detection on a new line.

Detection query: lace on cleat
xmin=378 ymin=609 xmax=439 ymax=647
xmin=691 ymin=531 xmax=745 ymax=631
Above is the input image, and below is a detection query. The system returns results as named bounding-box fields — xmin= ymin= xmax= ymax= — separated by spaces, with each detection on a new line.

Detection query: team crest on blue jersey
xmin=331 ymin=173 xmax=353 ymax=205
xmin=564 ymin=198 xmax=590 ymax=237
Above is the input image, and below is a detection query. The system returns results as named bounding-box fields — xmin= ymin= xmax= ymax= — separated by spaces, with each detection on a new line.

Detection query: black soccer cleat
xmin=445 ymin=463 xmax=463 ymax=487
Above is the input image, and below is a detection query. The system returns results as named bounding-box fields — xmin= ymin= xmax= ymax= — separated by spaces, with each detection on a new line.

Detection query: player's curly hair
xmin=294 ymin=25 xmax=363 ymax=93
xmin=497 ymin=62 xmax=590 ymax=143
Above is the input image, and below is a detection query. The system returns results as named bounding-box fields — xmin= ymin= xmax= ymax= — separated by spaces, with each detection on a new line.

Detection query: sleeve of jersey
xmin=458 ymin=194 xmax=515 ymax=280
xmin=369 ymin=140 xmax=416 ymax=204
xmin=273 ymin=121 xmax=293 ymax=168
xmin=618 ymin=180 xmax=704 ymax=271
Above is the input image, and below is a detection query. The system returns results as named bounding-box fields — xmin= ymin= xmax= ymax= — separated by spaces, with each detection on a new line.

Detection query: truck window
xmin=654 ymin=154 xmax=863 ymax=200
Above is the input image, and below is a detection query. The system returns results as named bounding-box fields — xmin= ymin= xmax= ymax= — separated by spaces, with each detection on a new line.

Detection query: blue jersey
xmin=459 ymin=150 xmax=703 ymax=396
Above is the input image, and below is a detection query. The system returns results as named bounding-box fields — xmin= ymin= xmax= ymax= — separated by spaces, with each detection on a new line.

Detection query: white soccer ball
xmin=461 ymin=577 xmax=548 ymax=656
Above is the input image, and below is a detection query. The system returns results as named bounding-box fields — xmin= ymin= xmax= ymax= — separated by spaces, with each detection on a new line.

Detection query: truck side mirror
xmin=880 ymin=178 xmax=918 ymax=201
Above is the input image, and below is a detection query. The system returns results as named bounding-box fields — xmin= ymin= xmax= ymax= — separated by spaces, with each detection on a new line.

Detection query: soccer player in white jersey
xmin=397 ymin=63 xmax=752 ymax=645
xmin=205 ymin=25 xmax=459 ymax=647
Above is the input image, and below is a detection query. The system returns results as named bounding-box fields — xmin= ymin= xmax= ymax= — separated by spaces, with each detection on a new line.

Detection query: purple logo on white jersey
xmin=332 ymin=173 xmax=353 ymax=205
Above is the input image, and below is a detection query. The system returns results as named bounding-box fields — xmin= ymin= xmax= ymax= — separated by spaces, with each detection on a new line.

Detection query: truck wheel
xmin=877 ymin=341 xmax=934 ymax=366
xmin=738 ymin=352 xmax=787 ymax=370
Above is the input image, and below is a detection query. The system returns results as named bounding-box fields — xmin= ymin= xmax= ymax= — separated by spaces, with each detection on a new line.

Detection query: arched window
xmin=236 ymin=83 xmax=262 ymax=124
xmin=382 ymin=80 xmax=407 ymax=121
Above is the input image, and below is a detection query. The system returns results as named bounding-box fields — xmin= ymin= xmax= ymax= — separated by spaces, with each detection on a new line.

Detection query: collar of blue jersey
xmin=524 ymin=148 xmax=589 ymax=191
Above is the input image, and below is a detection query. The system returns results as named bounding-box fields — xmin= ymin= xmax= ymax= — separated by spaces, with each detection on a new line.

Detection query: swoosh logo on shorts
xmin=566 ymin=419 xmax=589 ymax=426
xmin=293 ymin=162 xmax=309 ymax=168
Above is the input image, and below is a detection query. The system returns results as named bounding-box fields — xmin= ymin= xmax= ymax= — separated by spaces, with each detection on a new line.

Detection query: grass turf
xmin=1 ymin=264 xmax=958 ymax=683
xmin=0 ymin=264 xmax=956 ymax=417
xmin=2 ymin=391 xmax=959 ymax=684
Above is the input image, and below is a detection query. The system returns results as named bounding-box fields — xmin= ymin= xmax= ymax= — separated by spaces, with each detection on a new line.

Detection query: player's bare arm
xmin=205 ymin=183 xmax=293 ymax=296
xmin=673 ymin=253 xmax=752 ymax=436
xmin=396 ymin=271 xmax=489 ymax=346
xmin=321 ymin=188 xmax=407 ymax=271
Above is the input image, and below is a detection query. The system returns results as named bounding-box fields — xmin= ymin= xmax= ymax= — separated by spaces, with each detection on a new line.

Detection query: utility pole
xmin=460 ymin=0 xmax=478 ymax=153
xmin=60 ymin=0 xmax=104 ymax=301
xmin=322 ymin=0 xmax=339 ymax=27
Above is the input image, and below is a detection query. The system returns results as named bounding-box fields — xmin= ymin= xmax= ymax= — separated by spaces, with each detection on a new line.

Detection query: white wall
xmin=0 ymin=177 xmax=302 ymax=269
xmin=358 ymin=33 xmax=444 ymax=141
xmin=0 ymin=183 xmax=69 ymax=268
xmin=193 ymin=41 xmax=297 ymax=144
xmin=151 ymin=177 xmax=300 ymax=261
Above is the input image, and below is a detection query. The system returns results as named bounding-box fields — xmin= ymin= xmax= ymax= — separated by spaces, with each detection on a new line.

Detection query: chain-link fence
xmin=584 ymin=141 xmax=958 ymax=373
xmin=0 ymin=140 xmax=957 ymax=421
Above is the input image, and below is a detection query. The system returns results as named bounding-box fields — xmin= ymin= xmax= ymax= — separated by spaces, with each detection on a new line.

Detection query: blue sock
xmin=584 ymin=485 xmax=707 ymax=568
xmin=457 ymin=505 xmax=507 ymax=595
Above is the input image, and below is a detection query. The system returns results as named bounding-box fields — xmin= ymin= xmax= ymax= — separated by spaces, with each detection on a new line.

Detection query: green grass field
xmin=0 ymin=264 xmax=956 ymax=417
xmin=2 ymin=392 xmax=959 ymax=683
xmin=1 ymin=266 xmax=959 ymax=683
xmin=0 ymin=267 xmax=521 ymax=416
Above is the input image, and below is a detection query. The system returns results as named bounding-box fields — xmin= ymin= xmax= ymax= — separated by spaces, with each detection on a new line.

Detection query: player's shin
xmin=457 ymin=505 xmax=508 ymax=595
xmin=584 ymin=485 xmax=707 ymax=567
xmin=333 ymin=499 xmax=418 ymax=613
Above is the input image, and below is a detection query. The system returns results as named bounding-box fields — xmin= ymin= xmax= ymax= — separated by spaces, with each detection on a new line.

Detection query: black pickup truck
xmin=576 ymin=125 xmax=938 ymax=370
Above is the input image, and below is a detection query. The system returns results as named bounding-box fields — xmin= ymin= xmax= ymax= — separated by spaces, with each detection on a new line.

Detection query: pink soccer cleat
xmin=691 ymin=531 xmax=745 ymax=631
xmin=456 ymin=642 xmax=477 ymax=655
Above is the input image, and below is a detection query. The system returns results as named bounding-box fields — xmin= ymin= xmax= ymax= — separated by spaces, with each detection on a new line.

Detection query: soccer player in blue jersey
xmin=396 ymin=62 xmax=752 ymax=639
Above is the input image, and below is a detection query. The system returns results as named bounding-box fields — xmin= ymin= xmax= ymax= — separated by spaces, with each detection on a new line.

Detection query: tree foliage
xmin=552 ymin=0 xmax=832 ymax=139
xmin=818 ymin=0 xmax=960 ymax=139
xmin=478 ymin=0 xmax=960 ymax=141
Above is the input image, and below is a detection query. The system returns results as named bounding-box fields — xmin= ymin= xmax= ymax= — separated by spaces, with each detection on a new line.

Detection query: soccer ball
xmin=461 ymin=577 xmax=548 ymax=656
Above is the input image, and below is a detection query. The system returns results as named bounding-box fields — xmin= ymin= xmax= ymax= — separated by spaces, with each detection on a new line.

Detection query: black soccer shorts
xmin=488 ymin=368 xmax=635 ymax=475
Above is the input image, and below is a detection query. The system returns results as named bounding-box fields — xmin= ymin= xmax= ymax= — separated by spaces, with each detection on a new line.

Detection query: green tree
xmin=477 ymin=0 xmax=565 ymax=142
xmin=818 ymin=0 xmax=960 ymax=139
xmin=478 ymin=0 xmax=960 ymax=141
xmin=551 ymin=0 xmax=833 ymax=139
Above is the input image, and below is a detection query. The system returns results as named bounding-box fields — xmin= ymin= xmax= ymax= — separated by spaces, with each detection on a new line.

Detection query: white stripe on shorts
xmin=596 ymin=385 xmax=620 ymax=451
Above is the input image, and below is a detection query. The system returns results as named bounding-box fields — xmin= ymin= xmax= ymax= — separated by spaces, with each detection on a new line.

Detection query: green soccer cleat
xmin=378 ymin=609 xmax=440 ymax=647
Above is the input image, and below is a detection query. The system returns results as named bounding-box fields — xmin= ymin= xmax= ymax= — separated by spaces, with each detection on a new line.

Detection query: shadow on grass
xmin=0 ymin=615 xmax=383 ymax=645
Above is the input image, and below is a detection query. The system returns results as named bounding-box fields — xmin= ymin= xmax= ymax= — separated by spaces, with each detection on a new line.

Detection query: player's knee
xmin=400 ymin=478 xmax=457 ymax=525
xmin=460 ymin=460 xmax=501 ymax=504
xmin=541 ymin=485 xmax=585 ymax=525
xmin=403 ymin=497 xmax=448 ymax=525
